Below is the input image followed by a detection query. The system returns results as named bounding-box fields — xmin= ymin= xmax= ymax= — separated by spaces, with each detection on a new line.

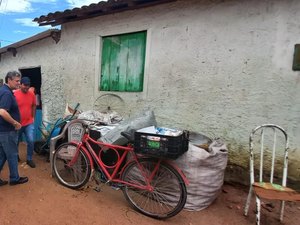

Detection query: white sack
xmin=175 ymin=138 xmax=228 ymax=211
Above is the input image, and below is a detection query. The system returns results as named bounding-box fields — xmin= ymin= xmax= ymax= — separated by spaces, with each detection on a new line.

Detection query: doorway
xmin=19 ymin=67 xmax=42 ymax=141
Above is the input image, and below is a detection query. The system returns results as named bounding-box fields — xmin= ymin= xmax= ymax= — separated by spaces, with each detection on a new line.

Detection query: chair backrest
xmin=249 ymin=124 xmax=289 ymax=187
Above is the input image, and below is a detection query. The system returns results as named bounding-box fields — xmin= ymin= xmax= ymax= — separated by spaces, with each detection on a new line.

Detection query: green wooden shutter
xmin=100 ymin=31 xmax=146 ymax=92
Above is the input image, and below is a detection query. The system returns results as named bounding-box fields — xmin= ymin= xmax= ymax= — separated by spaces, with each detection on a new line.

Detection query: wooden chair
xmin=244 ymin=124 xmax=300 ymax=225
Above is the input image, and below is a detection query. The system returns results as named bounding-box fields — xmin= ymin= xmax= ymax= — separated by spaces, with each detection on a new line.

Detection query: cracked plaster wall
xmin=0 ymin=38 xmax=65 ymax=123
xmin=1 ymin=0 xmax=300 ymax=185
xmin=59 ymin=0 xmax=300 ymax=184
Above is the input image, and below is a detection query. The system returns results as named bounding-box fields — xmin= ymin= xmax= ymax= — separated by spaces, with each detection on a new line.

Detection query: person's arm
xmin=0 ymin=108 xmax=21 ymax=130
xmin=31 ymin=91 xmax=36 ymax=119
xmin=32 ymin=104 xmax=36 ymax=119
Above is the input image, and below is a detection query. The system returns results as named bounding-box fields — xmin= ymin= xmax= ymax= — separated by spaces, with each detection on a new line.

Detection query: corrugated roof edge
xmin=33 ymin=0 xmax=177 ymax=27
xmin=0 ymin=29 xmax=61 ymax=55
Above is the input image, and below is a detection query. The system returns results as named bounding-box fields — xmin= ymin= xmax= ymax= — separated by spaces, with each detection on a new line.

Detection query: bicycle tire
xmin=53 ymin=142 xmax=91 ymax=189
xmin=121 ymin=158 xmax=187 ymax=219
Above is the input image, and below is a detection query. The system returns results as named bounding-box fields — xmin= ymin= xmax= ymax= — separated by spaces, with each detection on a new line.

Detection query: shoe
xmin=26 ymin=160 xmax=36 ymax=168
xmin=0 ymin=179 xmax=8 ymax=186
xmin=9 ymin=177 xmax=28 ymax=186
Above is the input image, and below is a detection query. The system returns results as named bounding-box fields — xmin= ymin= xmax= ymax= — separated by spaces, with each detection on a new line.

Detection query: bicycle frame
xmin=68 ymin=132 xmax=189 ymax=191
xmin=53 ymin=119 xmax=190 ymax=219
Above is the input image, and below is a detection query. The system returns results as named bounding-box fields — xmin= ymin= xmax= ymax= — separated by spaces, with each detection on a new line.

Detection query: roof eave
xmin=0 ymin=29 xmax=61 ymax=55
xmin=34 ymin=0 xmax=177 ymax=27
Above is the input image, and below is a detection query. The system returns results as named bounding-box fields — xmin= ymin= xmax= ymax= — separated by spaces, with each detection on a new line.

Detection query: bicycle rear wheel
xmin=121 ymin=158 xmax=187 ymax=219
xmin=53 ymin=142 xmax=91 ymax=189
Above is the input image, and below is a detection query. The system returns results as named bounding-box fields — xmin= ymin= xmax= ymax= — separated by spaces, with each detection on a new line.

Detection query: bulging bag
xmin=175 ymin=138 xmax=228 ymax=211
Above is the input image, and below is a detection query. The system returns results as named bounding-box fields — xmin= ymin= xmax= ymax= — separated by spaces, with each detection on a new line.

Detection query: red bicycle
xmin=52 ymin=120 xmax=189 ymax=219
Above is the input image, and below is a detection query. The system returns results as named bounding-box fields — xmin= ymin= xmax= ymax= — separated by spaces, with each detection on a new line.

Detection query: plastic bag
xmin=100 ymin=110 xmax=157 ymax=145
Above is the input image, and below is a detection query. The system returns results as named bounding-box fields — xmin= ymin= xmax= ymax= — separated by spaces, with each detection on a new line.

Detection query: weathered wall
xmin=0 ymin=38 xmax=66 ymax=122
xmin=1 ymin=0 xmax=299 ymax=185
xmin=58 ymin=0 xmax=300 ymax=182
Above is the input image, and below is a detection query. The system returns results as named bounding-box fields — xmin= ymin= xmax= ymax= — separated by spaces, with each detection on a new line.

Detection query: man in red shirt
xmin=14 ymin=77 xmax=36 ymax=168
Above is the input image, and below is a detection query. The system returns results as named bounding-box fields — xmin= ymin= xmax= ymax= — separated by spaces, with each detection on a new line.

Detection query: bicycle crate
xmin=134 ymin=130 xmax=189 ymax=159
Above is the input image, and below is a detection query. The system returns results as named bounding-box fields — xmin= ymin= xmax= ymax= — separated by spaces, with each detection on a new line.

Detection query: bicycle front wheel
xmin=53 ymin=142 xmax=91 ymax=189
xmin=121 ymin=158 xmax=187 ymax=219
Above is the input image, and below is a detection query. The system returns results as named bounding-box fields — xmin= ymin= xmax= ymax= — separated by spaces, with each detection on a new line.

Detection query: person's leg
xmin=4 ymin=131 xmax=28 ymax=185
xmin=24 ymin=124 xmax=35 ymax=161
xmin=0 ymin=139 xmax=8 ymax=186
xmin=24 ymin=124 xmax=35 ymax=168
xmin=17 ymin=127 xmax=24 ymax=145
xmin=3 ymin=131 xmax=20 ymax=182
xmin=0 ymin=133 xmax=8 ymax=172
xmin=17 ymin=127 xmax=25 ymax=162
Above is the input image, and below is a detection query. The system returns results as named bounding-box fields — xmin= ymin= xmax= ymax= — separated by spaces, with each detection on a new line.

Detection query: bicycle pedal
xmin=111 ymin=185 xmax=120 ymax=191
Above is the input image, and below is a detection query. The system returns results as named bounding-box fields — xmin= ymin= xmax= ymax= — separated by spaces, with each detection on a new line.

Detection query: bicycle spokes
xmin=121 ymin=159 xmax=187 ymax=219
xmin=53 ymin=143 xmax=91 ymax=189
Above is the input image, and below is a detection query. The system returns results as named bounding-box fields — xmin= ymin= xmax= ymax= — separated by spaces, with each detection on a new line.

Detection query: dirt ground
xmin=1 ymin=143 xmax=300 ymax=225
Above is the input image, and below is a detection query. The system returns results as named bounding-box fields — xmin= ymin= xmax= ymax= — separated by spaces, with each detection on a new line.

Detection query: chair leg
xmin=256 ymin=196 xmax=261 ymax=225
xmin=280 ymin=200 xmax=285 ymax=222
xmin=244 ymin=186 xmax=253 ymax=216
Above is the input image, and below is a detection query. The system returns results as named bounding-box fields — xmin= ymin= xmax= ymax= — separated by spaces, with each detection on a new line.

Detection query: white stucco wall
xmin=59 ymin=0 xmax=300 ymax=181
xmin=1 ymin=0 xmax=299 ymax=183
xmin=0 ymin=38 xmax=66 ymax=122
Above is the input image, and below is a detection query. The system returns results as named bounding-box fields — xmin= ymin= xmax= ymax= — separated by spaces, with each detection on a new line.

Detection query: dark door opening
xmin=19 ymin=67 xmax=43 ymax=141
xmin=19 ymin=67 xmax=42 ymax=109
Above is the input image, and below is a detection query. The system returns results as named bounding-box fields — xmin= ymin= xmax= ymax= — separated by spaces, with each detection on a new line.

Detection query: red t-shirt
xmin=14 ymin=90 xmax=36 ymax=126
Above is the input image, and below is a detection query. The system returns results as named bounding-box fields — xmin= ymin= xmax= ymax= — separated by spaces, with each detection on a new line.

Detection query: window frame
xmin=99 ymin=31 xmax=147 ymax=92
